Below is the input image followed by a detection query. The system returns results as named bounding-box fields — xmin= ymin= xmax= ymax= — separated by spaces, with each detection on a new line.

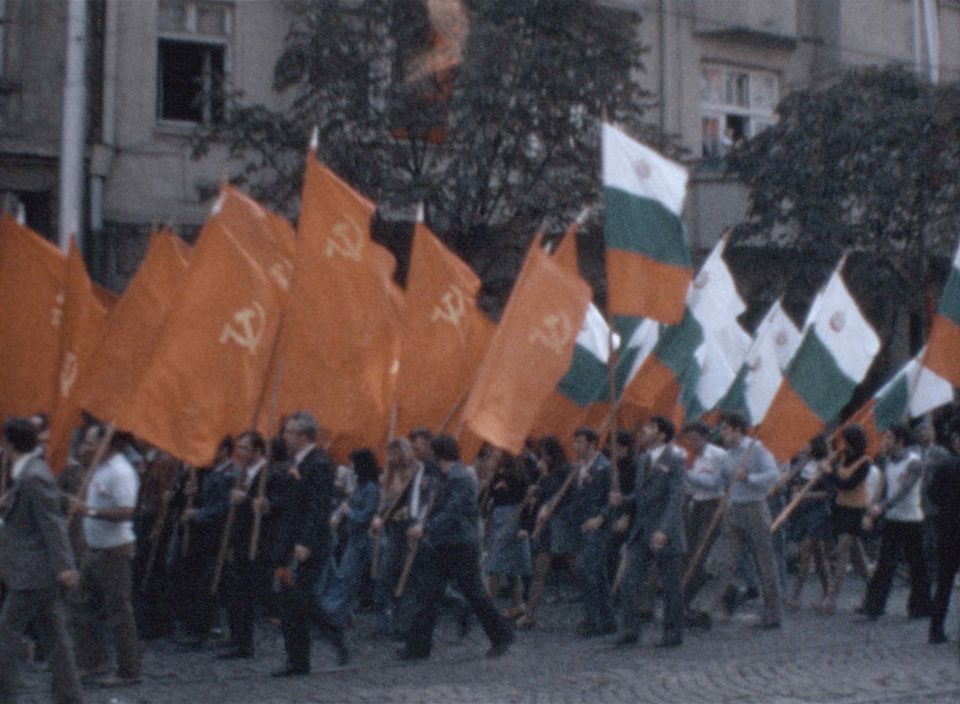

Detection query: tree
xmin=193 ymin=0 xmax=675 ymax=284
xmin=725 ymin=66 xmax=960 ymax=344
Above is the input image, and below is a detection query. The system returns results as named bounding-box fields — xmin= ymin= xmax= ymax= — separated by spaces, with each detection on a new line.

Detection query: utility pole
xmin=58 ymin=0 xmax=88 ymax=251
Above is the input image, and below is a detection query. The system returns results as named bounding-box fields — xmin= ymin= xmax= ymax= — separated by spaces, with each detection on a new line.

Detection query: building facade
xmin=0 ymin=0 xmax=958 ymax=289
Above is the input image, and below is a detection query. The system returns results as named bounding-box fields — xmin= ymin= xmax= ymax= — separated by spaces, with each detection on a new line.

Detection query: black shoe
xmin=336 ymin=644 xmax=350 ymax=666
xmin=743 ymin=586 xmax=760 ymax=601
xmin=396 ymin=647 xmax=429 ymax=661
xmin=685 ymin=610 xmax=712 ymax=630
xmin=754 ymin=619 xmax=781 ymax=630
xmin=929 ymin=630 xmax=948 ymax=645
xmin=177 ymin=637 xmax=206 ymax=652
xmin=612 ymin=632 xmax=639 ymax=648
xmin=457 ymin=612 xmax=472 ymax=639
xmin=637 ymin=611 xmax=654 ymax=624
xmin=271 ymin=665 xmax=309 ymax=677
xmin=486 ymin=638 xmax=512 ymax=658
xmin=854 ymin=606 xmax=880 ymax=621
xmin=217 ymin=649 xmax=253 ymax=660
xmin=722 ymin=586 xmax=741 ymax=616
xmin=656 ymin=636 xmax=682 ymax=648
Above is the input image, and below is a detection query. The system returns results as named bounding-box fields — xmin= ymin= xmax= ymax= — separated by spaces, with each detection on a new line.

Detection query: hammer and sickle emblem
xmin=59 ymin=351 xmax=78 ymax=398
xmin=51 ymin=292 xmax=65 ymax=328
xmin=529 ymin=313 xmax=573 ymax=356
xmin=219 ymin=302 xmax=266 ymax=356
xmin=325 ymin=215 xmax=364 ymax=261
xmin=430 ymin=284 xmax=467 ymax=344
xmin=269 ymin=257 xmax=294 ymax=291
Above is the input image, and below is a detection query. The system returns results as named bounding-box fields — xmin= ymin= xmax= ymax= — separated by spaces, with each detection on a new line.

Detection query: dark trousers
xmin=619 ymin=542 xmax=684 ymax=642
xmin=278 ymin=557 xmax=324 ymax=671
xmin=69 ymin=543 xmax=141 ymax=678
xmin=225 ymin=556 xmax=271 ymax=654
xmin=929 ymin=521 xmax=960 ymax=637
xmin=862 ymin=520 xmax=932 ymax=617
xmin=576 ymin=528 xmax=614 ymax=630
xmin=0 ymin=587 xmax=82 ymax=704
xmin=405 ymin=542 xmax=512 ymax=657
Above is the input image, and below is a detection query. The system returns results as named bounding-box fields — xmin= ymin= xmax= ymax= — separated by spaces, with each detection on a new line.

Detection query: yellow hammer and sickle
xmin=269 ymin=257 xmax=294 ymax=291
xmin=430 ymin=284 xmax=467 ymax=345
xmin=51 ymin=293 xmax=65 ymax=328
xmin=219 ymin=302 xmax=267 ymax=356
xmin=325 ymin=215 xmax=364 ymax=261
xmin=59 ymin=351 xmax=78 ymax=398
xmin=529 ymin=313 xmax=573 ymax=356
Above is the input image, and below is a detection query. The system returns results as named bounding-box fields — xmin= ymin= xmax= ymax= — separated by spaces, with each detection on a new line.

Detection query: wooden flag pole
xmin=530 ymin=465 xmax=578 ymax=541
xmin=394 ymin=492 xmax=437 ymax=599
xmin=681 ymin=435 xmax=757 ymax=591
xmin=608 ymin=323 xmax=621 ymax=494
xmin=249 ymin=353 xmax=284 ymax=562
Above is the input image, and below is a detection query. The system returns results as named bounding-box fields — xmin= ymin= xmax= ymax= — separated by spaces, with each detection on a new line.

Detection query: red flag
xmin=78 ymin=230 xmax=190 ymax=425
xmin=0 ymin=214 xmax=66 ymax=420
xmin=46 ymin=239 xmax=108 ymax=472
xmin=273 ymin=156 xmax=402 ymax=458
xmin=395 ymin=224 xmax=494 ymax=437
xmin=117 ymin=220 xmax=282 ymax=466
xmin=462 ymin=238 xmax=591 ymax=455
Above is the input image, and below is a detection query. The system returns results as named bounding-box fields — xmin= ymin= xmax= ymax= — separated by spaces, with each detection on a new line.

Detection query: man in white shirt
xmin=68 ymin=424 xmax=141 ymax=687
xmin=680 ymin=422 xmax=726 ymax=605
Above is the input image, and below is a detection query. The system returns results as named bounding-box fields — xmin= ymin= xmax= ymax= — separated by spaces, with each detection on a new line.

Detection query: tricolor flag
xmin=924 ymin=236 xmax=960 ymax=386
xmin=618 ymin=236 xmax=747 ymax=423
xmin=602 ymin=123 xmax=691 ymax=325
xmin=758 ymin=265 xmax=880 ymax=461
xmin=846 ymin=350 xmax=954 ymax=455
xmin=716 ymin=299 xmax=801 ymax=425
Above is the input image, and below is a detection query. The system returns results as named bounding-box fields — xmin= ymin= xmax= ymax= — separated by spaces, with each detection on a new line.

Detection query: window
xmin=700 ymin=64 xmax=778 ymax=160
xmin=156 ymin=0 xmax=231 ymax=125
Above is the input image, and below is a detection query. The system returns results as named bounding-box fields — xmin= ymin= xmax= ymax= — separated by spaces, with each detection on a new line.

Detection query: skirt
xmin=832 ymin=505 xmax=865 ymax=538
xmin=483 ymin=504 xmax=532 ymax=577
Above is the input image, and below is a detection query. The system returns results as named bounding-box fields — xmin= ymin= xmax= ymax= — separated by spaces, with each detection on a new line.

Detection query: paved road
xmin=13 ymin=579 xmax=960 ymax=704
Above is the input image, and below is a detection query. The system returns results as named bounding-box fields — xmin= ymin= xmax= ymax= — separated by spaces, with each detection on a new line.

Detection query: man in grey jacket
xmin=608 ymin=416 xmax=687 ymax=648
xmin=687 ymin=412 xmax=782 ymax=629
xmin=0 ymin=417 xmax=83 ymax=704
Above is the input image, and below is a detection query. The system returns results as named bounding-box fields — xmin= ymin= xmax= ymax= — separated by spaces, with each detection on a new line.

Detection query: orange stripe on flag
xmin=757 ymin=381 xmax=823 ymax=462
xmin=606 ymin=249 xmax=690 ymax=325
xmin=924 ymin=313 xmax=960 ymax=388
xmin=621 ymin=355 xmax=678 ymax=410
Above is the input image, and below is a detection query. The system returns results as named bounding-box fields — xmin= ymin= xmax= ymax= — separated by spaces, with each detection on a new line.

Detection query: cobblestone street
xmin=12 ymin=578 xmax=960 ymax=704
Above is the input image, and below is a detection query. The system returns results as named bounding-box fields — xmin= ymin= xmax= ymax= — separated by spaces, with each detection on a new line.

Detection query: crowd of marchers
xmin=1 ymin=408 xmax=960 ymax=704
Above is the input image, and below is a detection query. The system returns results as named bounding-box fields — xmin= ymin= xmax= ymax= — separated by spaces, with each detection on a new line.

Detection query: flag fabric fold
xmin=924 ymin=238 xmax=960 ymax=386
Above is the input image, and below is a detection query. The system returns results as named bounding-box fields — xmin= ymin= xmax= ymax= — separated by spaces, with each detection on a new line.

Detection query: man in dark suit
xmin=0 ymin=418 xmax=83 ymax=704
xmin=399 ymin=435 xmax=513 ymax=661
xmin=270 ymin=411 xmax=335 ymax=676
xmin=608 ymin=415 xmax=687 ymax=648
xmin=220 ymin=430 xmax=279 ymax=659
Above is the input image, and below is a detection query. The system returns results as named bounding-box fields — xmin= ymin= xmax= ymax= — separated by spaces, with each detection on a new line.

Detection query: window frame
xmin=700 ymin=63 xmax=779 ymax=160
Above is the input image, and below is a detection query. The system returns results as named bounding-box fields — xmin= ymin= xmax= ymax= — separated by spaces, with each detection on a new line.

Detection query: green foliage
xmin=726 ymin=66 xmax=960 ymax=313
xmin=192 ymin=0 xmax=672 ymax=263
